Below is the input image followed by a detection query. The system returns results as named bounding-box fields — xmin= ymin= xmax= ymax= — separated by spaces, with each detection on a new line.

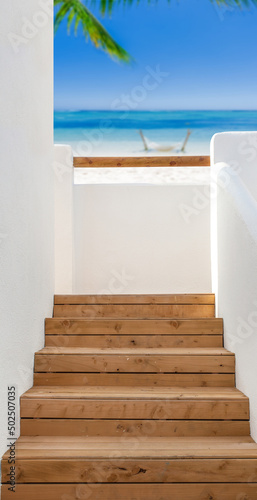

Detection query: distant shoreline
xmin=54 ymin=109 xmax=257 ymax=157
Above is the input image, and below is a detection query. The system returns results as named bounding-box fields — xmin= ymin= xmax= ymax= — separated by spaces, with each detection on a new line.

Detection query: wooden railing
xmin=73 ymin=156 xmax=211 ymax=168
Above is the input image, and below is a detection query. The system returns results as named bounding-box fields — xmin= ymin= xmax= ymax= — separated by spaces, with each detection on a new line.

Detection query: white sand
xmin=71 ymin=139 xmax=211 ymax=185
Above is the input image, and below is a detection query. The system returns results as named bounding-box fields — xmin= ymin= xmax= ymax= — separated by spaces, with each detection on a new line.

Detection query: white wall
xmin=54 ymin=145 xmax=74 ymax=294
xmin=211 ymin=132 xmax=257 ymax=440
xmin=0 ymin=0 xmax=54 ymax=458
xmin=73 ymin=184 xmax=212 ymax=294
xmin=211 ymin=131 xmax=257 ymax=201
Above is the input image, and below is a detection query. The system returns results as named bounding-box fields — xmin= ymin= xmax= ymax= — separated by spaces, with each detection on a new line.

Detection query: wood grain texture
xmin=21 ymin=399 xmax=249 ymax=420
xmin=45 ymin=334 xmax=223 ymax=348
xmin=23 ymin=386 xmax=245 ymax=399
xmin=3 ymin=292 xmax=257 ymax=495
xmin=34 ymin=349 xmax=235 ymax=374
xmin=2 ymin=483 xmax=257 ymax=500
xmin=45 ymin=318 xmax=223 ymax=335
xmin=53 ymin=304 xmax=215 ymax=319
xmin=34 ymin=372 xmax=235 ymax=387
xmin=54 ymin=294 xmax=215 ymax=305
xmin=73 ymin=156 xmax=211 ymax=168
xmin=20 ymin=418 xmax=250 ymax=437
xmin=2 ymin=457 xmax=257 ymax=483
xmin=36 ymin=347 xmax=232 ymax=355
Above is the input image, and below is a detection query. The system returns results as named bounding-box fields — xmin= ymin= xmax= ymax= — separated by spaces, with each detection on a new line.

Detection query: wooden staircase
xmin=2 ymin=294 xmax=257 ymax=499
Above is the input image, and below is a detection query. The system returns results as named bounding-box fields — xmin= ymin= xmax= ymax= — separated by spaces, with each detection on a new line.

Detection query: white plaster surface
xmin=73 ymin=184 xmax=212 ymax=294
xmin=211 ymin=131 xmax=257 ymax=200
xmin=54 ymin=145 xmax=74 ymax=294
xmin=0 ymin=0 xmax=54 ymax=458
xmin=211 ymin=133 xmax=257 ymax=440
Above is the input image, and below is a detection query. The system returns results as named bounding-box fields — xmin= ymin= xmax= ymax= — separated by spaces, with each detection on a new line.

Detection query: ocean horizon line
xmin=54 ymin=109 xmax=257 ymax=113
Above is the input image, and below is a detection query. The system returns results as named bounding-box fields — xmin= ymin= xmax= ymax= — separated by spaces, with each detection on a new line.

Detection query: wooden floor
xmin=2 ymin=294 xmax=257 ymax=499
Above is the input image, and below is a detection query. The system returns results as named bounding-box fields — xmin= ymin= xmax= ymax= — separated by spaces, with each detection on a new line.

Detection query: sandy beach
xmin=54 ymin=110 xmax=257 ymax=184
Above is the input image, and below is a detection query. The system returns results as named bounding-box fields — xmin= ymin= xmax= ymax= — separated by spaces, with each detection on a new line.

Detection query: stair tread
xmin=22 ymin=386 xmax=247 ymax=400
xmin=3 ymin=436 xmax=257 ymax=460
xmin=37 ymin=347 xmax=232 ymax=355
xmin=2 ymin=293 xmax=257 ymax=494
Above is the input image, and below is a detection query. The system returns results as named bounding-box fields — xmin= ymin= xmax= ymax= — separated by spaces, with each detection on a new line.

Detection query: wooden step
xmin=53 ymin=295 xmax=215 ymax=319
xmin=3 ymin=293 xmax=257 ymax=498
xmin=34 ymin=347 xmax=235 ymax=374
xmin=45 ymin=333 xmax=223 ymax=348
xmin=21 ymin=386 xmax=249 ymax=420
xmin=45 ymin=318 xmax=223 ymax=335
xmin=2 ymin=483 xmax=257 ymax=500
xmin=34 ymin=372 xmax=235 ymax=387
xmin=53 ymin=303 xmax=215 ymax=318
xmin=45 ymin=318 xmax=224 ymax=351
xmin=21 ymin=418 xmax=250 ymax=437
xmin=54 ymin=294 xmax=216 ymax=305
xmin=2 ymin=436 xmax=257 ymax=486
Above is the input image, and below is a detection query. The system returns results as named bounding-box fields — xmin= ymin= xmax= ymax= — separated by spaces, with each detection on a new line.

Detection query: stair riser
xmin=45 ymin=318 xmax=223 ymax=335
xmin=20 ymin=419 xmax=250 ymax=437
xmin=34 ymin=354 xmax=235 ymax=374
xmin=45 ymin=334 xmax=223 ymax=348
xmin=54 ymin=294 xmax=216 ymax=305
xmin=2 ymin=459 xmax=257 ymax=483
xmin=3 ymin=293 xmax=257 ymax=499
xmin=53 ymin=304 xmax=215 ymax=319
xmin=34 ymin=373 xmax=235 ymax=387
xmin=2 ymin=483 xmax=257 ymax=500
xmin=21 ymin=400 xmax=249 ymax=420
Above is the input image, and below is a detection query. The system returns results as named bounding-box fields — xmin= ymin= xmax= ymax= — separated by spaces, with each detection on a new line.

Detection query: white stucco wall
xmin=54 ymin=145 xmax=74 ymax=294
xmin=215 ymin=168 xmax=257 ymax=440
xmin=73 ymin=184 xmax=212 ymax=294
xmin=211 ymin=131 xmax=257 ymax=201
xmin=211 ymin=132 xmax=257 ymax=440
xmin=0 ymin=0 xmax=54 ymax=458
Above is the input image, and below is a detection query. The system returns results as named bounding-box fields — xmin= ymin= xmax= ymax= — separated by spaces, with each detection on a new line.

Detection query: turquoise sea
xmin=54 ymin=110 xmax=257 ymax=156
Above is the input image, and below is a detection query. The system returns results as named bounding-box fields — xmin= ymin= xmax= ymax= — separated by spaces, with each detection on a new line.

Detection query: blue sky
xmin=54 ymin=0 xmax=257 ymax=110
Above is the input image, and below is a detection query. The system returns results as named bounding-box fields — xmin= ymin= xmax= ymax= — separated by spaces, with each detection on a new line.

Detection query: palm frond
xmin=54 ymin=0 xmax=131 ymax=62
xmin=88 ymin=0 xmax=257 ymax=16
xmin=54 ymin=0 xmax=257 ymax=63
xmin=54 ymin=1 xmax=72 ymax=32
xmin=67 ymin=8 xmax=76 ymax=32
xmin=211 ymin=0 xmax=257 ymax=7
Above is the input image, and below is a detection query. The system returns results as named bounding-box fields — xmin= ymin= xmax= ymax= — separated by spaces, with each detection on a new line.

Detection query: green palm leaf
xmin=211 ymin=0 xmax=257 ymax=6
xmin=54 ymin=0 xmax=257 ymax=63
xmin=97 ymin=0 xmax=257 ymax=16
xmin=54 ymin=0 xmax=131 ymax=62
